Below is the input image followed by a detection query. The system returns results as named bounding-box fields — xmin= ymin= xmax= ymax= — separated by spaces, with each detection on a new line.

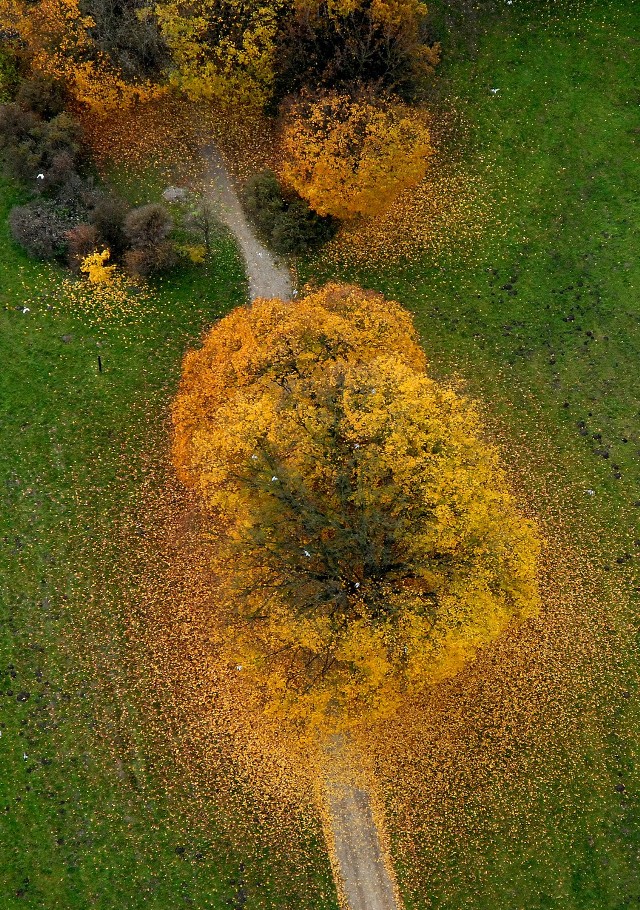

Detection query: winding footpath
xmin=202 ymin=143 xmax=293 ymax=301
xmin=201 ymin=144 xmax=401 ymax=910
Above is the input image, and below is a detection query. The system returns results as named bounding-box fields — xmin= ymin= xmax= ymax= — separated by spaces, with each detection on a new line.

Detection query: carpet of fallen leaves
xmin=78 ymin=95 xmax=506 ymax=271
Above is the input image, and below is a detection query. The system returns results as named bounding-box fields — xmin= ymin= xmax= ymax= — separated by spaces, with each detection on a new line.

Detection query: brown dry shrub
xmin=66 ymin=222 xmax=100 ymax=270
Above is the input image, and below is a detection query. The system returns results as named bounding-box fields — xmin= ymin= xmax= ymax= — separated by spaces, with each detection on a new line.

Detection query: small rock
xmin=61 ymin=335 xmax=73 ymax=344
xmin=162 ymin=186 xmax=188 ymax=203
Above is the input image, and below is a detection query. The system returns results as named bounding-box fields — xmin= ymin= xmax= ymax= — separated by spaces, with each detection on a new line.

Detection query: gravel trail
xmin=201 ymin=143 xmax=293 ymax=301
xmin=323 ymin=738 xmax=402 ymax=910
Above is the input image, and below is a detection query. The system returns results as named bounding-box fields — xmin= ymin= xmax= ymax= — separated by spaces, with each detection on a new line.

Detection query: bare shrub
xmin=124 ymin=240 xmax=177 ymax=276
xmin=66 ymin=223 xmax=100 ymax=270
xmin=124 ymin=203 xmax=173 ymax=249
xmin=0 ymin=103 xmax=39 ymax=148
xmin=9 ymin=201 xmax=71 ymax=259
xmin=89 ymin=194 xmax=131 ymax=256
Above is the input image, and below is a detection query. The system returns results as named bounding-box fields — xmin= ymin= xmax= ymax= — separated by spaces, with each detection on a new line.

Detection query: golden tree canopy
xmin=172 ymin=284 xmax=541 ymax=729
xmin=153 ymin=0 xmax=284 ymax=108
xmin=281 ymin=92 xmax=433 ymax=219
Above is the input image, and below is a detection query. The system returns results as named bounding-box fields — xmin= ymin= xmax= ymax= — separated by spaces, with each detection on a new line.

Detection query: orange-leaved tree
xmin=0 ymin=0 xmax=165 ymax=110
xmin=172 ymin=284 xmax=541 ymax=729
xmin=280 ymin=92 xmax=433 ymax=219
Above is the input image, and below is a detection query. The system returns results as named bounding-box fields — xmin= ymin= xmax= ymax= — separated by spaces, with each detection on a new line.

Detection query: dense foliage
xmin=172 ymin=284 xmax=541 ymax=726
xmin=244 ymin=170 xmax=335 ymax=254
xmin=152 ymin=0 xmax=438 ymax=109
xmin=0 ymin=0 xmax=164 ymax=109
xmin=1 ymin=0 xmax=438 ymax=113
xmin=273 ymin=0 xmax=439 ymax=103
xmin=0 ymin=84 xmax=83 ymax=189
xmin=0 ymin=73 xmax=185 ymax=273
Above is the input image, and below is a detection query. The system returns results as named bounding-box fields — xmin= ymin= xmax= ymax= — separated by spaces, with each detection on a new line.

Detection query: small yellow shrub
xmin=80 ymin=249 xmax=117 ymax=284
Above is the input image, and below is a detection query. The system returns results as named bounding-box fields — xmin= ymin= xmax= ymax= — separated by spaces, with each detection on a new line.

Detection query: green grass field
xmin=1 ymin=0 xmax=639 ymax=907
xmin=0 ymin=177 xmax=338 ymax=908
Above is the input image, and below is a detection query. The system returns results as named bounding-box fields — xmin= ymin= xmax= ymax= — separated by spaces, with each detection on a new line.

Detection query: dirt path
xmin=322 ymin=738 xmax=402 ymax=910
xmin=201 ymin=143 xmax=293 ymax=301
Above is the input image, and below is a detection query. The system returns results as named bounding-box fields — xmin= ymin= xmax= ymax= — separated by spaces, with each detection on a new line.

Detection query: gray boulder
xmin=162 ymin=186 xmax=188 ymax=204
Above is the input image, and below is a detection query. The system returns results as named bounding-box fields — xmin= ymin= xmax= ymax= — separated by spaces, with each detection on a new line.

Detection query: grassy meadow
xmin=0 ymin=174 xmax=338 ymax=908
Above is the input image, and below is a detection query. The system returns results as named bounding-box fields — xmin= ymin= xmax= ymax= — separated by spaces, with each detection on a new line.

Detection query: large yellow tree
xmin=281 ymin=92 xmax=433 ymax=219
xmin=172 ymin=284 xmax=541 ymax=728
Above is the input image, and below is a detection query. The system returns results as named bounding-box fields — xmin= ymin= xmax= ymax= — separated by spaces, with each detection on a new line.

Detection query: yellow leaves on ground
xmin=172 ymin=283 xmax=542 ymax=731
xmin=59 ymin=255 xmax=150 ymax=320
xmin=281 ymin=92 xmax=433 ymax=219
